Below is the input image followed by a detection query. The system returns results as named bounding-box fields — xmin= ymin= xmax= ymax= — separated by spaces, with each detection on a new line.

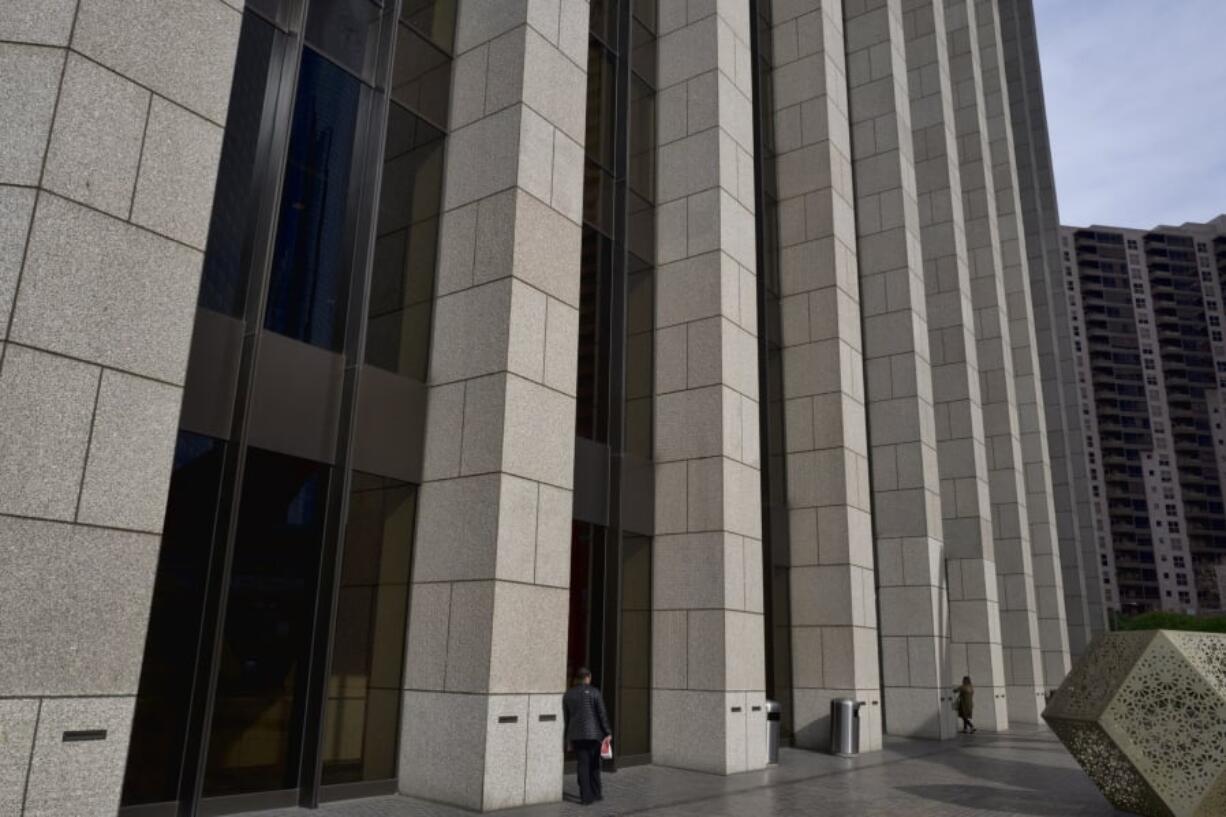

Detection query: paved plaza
xmin=254 ymin=727 xmax=1125 ymax=817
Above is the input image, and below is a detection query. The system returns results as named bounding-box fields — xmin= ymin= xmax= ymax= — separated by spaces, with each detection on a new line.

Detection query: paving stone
xmin=245 ymin=726 xmax=1125 ymax=817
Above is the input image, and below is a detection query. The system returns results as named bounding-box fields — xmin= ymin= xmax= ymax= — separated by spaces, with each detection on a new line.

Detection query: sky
xmin=1033 ymin=0 xmax=1226 ymax=230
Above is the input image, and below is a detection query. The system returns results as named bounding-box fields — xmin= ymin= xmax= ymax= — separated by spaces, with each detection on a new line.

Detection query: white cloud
xmin=1034 ymin=0 xmax=1226 ymax=229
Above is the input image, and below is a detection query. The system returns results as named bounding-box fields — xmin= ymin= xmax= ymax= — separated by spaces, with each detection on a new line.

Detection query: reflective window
xmin=321 ymin=474 xmax=417 ymax=783
xmin=126 ymin=0 xmax=458 ymax=809
xmin=304 ymin=0 xmax=383 ymax=81
xmin=199 ymin=12 xmax=278 ymax=317
xmin=390 ymin=20 xmax=451 ymax=127
xmin=202 ymin=449 xmax=330 ymax=796
xmin=265 ymin=49 xmax=363 ymax=350
xmin=625 ymin=253 xmax=653 ymax=459
xmin=365 ymin=104 xmax=444 ymax=378
xmin=589 ymin=0 xmax=617 ymax=45
xmin=121 ymin=432 xmax=227 ymax=806
xmin=585 ymin=42 xmax=616 ymax=172
xmin=576 ymin=229 xmax=611 ymax=441
xmin=570 ymin=0 xmax=657 ymax=764
xmin=617 ymin=535 xmax=651 ymax=757
xmin=400 ymin=0 xmax=457 ymax=55
xmin=566 ymin=523 xmax=605 ymax=682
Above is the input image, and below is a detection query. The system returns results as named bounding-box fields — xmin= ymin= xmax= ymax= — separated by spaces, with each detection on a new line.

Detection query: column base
xmin=398 ymin=690 xmax=564 ymax=811
xmin=1005 ymin=685 xmax=1046 ymax=724
xmin=651 ymin=689 xmax=768 ymax=774
xmin=883 ymin=687 xmax=958 ymax=739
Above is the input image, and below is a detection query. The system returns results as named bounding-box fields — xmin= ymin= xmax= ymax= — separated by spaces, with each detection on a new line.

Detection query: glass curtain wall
xmin=120 ymin=1 xmax=455 ymax=814
xmin=567 ymin=0 xmax=657 ymax=764
xmin=748 ymin=0 xmax=794 ymax=740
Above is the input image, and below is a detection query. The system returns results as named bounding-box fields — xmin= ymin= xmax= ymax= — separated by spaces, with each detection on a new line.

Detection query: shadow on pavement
xmin=896 ymin=784 xmax=1116 ymax=816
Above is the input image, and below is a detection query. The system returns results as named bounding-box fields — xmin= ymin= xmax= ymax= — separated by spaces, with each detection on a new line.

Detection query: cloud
xmin=1033 ymin=0 xmax=1226 ymax=229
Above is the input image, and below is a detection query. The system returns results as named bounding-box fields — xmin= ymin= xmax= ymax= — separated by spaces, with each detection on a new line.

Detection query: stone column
xmin=997 ymin=0 xmax=1074 ymax=684
xmin=651 ymin=0 xmax=769 ymax=774
xmin=0 ymin=1 xmax=240 ymax=814
xmin=768 ymin=0 xmax=882 ymax=752
xmin=0 ymin=0 xmax=239 ymax=809
xmin=399 ymin=0 xmax=588 ymax=808
xmin=947 ymin=0 xmax=1044 ymax=727
xmin=975 ymin=0 xmax=1049 ymax=721
xmin=902 ymin=0 xmax=1008 ymax=731
xmin=844 ymin=0 xmax=955 ymax=740
xmin=1000 ymin=0 xmax=1098 ymax=662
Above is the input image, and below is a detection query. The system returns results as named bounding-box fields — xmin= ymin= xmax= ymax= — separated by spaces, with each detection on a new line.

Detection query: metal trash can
xmin=765 ymin=699 xmax=782 ymax=764
xmin=830 ymin=698 xmax=863 ymax=757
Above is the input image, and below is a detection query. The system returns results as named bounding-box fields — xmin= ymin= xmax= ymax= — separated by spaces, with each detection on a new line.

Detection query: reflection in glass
xmin=618 ymin=535 xmax=651 ymax=757
xmin=321 ymin=474 xmax=417 ymax=783
xmin=400 ymin=0 xmax=458 ymax=55
xmin=585 ymin=42 xmax=616 ymax=170
xmin=124 ymin=0 xmax=458 ymax=809
xmin=625 ymin=252 xmax=653 ymax=460
xmin=199 ymin=12 xmax=278 ymax=317
xmin=265 ymin=48 xmax=363 ymax=351
xmin=202 ymin=449 xmax=329 ymax=796
xmin=365 ymin=104 xmax=444 ymax=378
xmin=390 ymin=20 xmax=452 ymax=127
xmin=630 ymin=0 xmax=657 ymax=87
xmin=304 ymin=0 xmax=382 ymax=81
xmin=121 ymin=432 xmax=227 ymax=806
xmin=588 ymin=0 xmax=618 ymax=45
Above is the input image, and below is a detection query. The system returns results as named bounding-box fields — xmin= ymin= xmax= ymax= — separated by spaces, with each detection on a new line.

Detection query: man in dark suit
xmin=563 ymin=667 xmax=611 ymax=805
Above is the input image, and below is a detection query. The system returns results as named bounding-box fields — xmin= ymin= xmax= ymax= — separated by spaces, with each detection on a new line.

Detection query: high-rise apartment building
xmin=0 ymin=0 xmax=1100 ymax=814
xmin=1059 ymin=216 xmax=1226 ymax=616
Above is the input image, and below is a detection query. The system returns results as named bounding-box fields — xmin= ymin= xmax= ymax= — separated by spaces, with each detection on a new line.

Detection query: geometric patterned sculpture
xmin=1043 ymin=630 xmax=1226 ymax=817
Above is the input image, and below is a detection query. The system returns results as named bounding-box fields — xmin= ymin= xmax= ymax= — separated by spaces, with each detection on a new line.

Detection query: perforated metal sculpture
xmin=1042 ymin=630 xmax=1226 ymax=817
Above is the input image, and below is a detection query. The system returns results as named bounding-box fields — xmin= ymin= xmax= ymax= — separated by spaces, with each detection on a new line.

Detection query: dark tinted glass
xmin=304 ymin=0 xmax=383 ymax=81
xmin=365 ymin=103 xmax=444 ymax=377
xmin=566 ymin=523 xmax=605 ymax=682
xmin=202 ymin=448 xmax=329 ymax=796
xmin=589 ymin=0 xmax=617 ymax=46
xmin=390 ymin=20 xmax=451 ymax=127
xmin=246 ymin=0 xmax=282 ymax=25
xmin=748 ymin=0 xmax=793 ymax=733
xmin=400 ymin=0 xmax=457 ymax=54
xmin=625 ymin=253 xmax=653 ymax=459
xmin=121 ymin=432 xmax=227 ymax=806
xmin=321 ymin=474 xmax=417 ymax=783
xmin=585 ymin=41 xmax=615 ymax=170
xmin=199 ymin=12 xmax=278 ymax=316
xmin=630 ymin=1 xmax=656 ymax=86
xmin=265 ymin=49 xmax=363 ymax=350
xmin=576 ymin=229 xmax=611 ymax=440
xmin=617 ymin=534 xmax=651 ymax=756
xmin=583 ymin=159 xmax=616 ymax=237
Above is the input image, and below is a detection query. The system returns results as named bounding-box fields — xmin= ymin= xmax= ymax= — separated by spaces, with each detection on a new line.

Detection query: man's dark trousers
xmin=573 ymin=739 xmax=602 ymax=804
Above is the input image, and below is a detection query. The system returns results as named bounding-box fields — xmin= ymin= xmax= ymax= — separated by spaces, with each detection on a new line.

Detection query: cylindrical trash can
xmin=765 ymin=699 xmax=781 ymax=764
xmin=830 ymin=698 xmax=863 ymax=757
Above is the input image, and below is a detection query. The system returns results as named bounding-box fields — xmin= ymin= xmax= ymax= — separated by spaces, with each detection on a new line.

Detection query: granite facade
xmin=0 ymin=1 xmax=1098 ymax=814
xmin=0 ymin=1 xmax=239 ymax=814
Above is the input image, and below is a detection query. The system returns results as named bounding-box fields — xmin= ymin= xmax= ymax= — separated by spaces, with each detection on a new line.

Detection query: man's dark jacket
xmin=563 ymin=684 xmax=611 ymax=742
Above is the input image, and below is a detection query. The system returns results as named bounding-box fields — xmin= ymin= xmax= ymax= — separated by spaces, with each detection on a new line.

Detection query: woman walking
xmin=955 ymin=676 xmax=976 ymax=734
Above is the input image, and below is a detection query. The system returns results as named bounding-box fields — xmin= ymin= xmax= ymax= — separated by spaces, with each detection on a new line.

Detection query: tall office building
xmin=0 ymin=0 xmax=1097 ymax=814
xmin=1059 ymin=216 xmax=1226 ymax=617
